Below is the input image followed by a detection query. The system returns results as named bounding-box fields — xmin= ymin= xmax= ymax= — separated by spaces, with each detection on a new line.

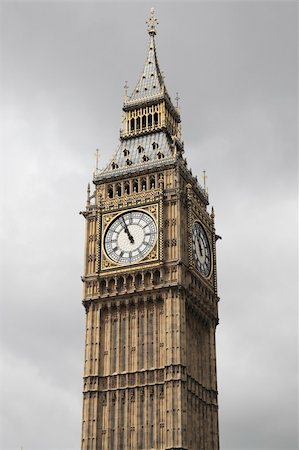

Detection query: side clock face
xmin=104 ymin=210 xmax=157 ymax=265
xmin=192 ymin=222 xmax=211 ymax=277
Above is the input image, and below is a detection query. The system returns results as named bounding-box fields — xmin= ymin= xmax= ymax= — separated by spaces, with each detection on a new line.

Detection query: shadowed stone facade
xmin=81 ymin=8 xmax=220 ymax=450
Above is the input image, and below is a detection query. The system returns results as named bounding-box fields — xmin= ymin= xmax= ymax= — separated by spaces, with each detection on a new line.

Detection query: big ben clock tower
xmin=81 ymin=8 xmax=220 ymax=450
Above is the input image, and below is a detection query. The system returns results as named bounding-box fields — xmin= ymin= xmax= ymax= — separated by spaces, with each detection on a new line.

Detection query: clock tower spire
xmin=81 ymin=9 xmax=220 ymax=450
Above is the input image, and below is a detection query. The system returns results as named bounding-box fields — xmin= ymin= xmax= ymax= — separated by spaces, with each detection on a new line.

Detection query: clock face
xmin=104 ymin=210 xmax=157 ymax=265
xmin=192 ymin=222 xmax=211 ymax=277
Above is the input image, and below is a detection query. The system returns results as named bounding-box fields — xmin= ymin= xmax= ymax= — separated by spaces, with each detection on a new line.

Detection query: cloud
xmin=0 ymin=2 xmax=297 ymax=449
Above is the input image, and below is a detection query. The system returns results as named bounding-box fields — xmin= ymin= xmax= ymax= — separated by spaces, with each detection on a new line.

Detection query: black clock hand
xmin=122 ymin=217 xmax=134 ymax=243
xmin=198 ymin=238 xmax=203 ymax=256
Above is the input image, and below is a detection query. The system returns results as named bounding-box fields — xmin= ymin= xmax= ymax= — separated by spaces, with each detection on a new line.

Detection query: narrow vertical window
xmin=120 ymin=397 xmax=125 ymax=450
xmin=148 ymin=114 xmax=153 ymax=127
xmin=140 ymin=395 xmax=144 ymax=449
xmin=150 ymin=395 xmax=154 ymax=448
xmin=136 ymin=273 xmax=142 ymax=287
xmin=140 ymin=315 xmax=144 ymax=369
xmin=122 ymin=317 xmax=126 ymax=371
xmin=130 ymin=117 xmax=135 ymax=131
xmin=150 ymin=176 xmax=155 ymax=189
xmin=111 ymin=399 xmax=116 ymax=450
xmin=112 ymin=319 xmax=117 ymax=373
xmin=108 ymin=185 xmax=113 ymax=198
xmin=116 ymin=184 xmax=121 ymax=196
xmin=142 ymin=115 xmax=146 ymax=129
xmin=141 ymin=178 xmax=147 ymax=190
xmin=124 ymin=182 xmax=130 ymax=194
xmin=149 ymin=313 xmax=154 ymax=367
xmin=133 ymin=180 xmax=139 ymax=192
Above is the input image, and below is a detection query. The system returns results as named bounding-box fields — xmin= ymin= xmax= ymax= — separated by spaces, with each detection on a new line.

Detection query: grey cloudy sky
xmin=0 ymin=1 xmax=297 ymax=449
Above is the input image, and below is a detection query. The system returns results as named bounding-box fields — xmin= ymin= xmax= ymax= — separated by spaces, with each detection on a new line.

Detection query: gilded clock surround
xmin=80 ymin=8 xmax=220 ymax=450
xmin=101 ymin=204 xmax=160 ymax=271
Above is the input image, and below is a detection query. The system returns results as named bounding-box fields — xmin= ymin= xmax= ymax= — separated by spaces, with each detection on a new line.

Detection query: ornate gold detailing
xmin=100 ymin=204 xmax=160 ymax=272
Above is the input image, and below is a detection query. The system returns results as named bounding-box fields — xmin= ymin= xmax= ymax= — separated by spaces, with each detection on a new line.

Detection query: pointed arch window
xmin=152 ymin=142 xmax=159 ymax=150
xmin=126 ymin=274 xmax=133 ymax=289
xmin=154 ymin=112 xmax=158 ymax=126
xmin=123 ymin=148 xmax=130 ymax=157
xmin=148 ymin=114 xmax=153 ymax=128
xmin=141 ymin=178 xmax=147 ymax=190
xmin=99 ymin=280 xmax=106 ymax=295
xmin=108 ymin=185 xmax=113 ymax=198
xmin=124 ymin=182 xmax=130 ymax=194
xmin=153 ymin=270 xmax=161 ymax=285
xmin=136 ymin=117 xmax=141 ymax=130
xmin=111 ymin=162 xmax=118 ymax=170
xmin=108 ymin=278 xmax=115 ymax=292
xmin=144 ymin=272 xmax=151 ymax=286
xmin=126 ymin=159 xmax=132 ymax=166
xmin=116 ymin=184 xmax=121 ymax=196
xmin=150 ymin=176 xmax=156 ymax=189
xmin=142 ymin=115 xmax=146 ymax=129
xmin=130 ymin=117 xmax=135 ymax=131
xmin=133 ymin=180 xmax=138 ymax=192
xmin=117 ymin=276 xmax=124 ymax=291
xmin=143 ymin=155 xmax=149 ymax=162
xmin=138 ymin=145 xmax=144 ymax=154
xmin=157 ymin=151 xmax=164 ymax=159
xmin=135 ymin=273 xmax=142 ymax=287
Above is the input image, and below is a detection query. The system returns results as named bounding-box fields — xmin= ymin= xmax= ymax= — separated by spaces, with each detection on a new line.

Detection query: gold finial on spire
xmin=147 ymin=7 xmax=158 ymax=35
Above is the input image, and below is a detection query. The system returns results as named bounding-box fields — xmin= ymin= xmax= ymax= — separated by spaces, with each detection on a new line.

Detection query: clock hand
xmin=198 ymin=240 xmax=203 ymax=257
xmin=122 ymin=217 xmax=134 ymax=244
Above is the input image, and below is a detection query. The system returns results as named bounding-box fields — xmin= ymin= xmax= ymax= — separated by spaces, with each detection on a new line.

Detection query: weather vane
xmin=175 ymin=92 xmax=180 ymax=108
xmin=147 ymin=7 xmax=158 ymax=35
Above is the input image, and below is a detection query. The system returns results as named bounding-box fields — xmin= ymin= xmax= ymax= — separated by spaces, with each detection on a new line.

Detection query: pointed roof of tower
xmin=125 ymin=8 xmax=165 ymax=105
xmin=95 ymin=132 xmax=176 ymax=181
xmin=123 ymin=7 xmax=176 ymax=113
xmin=94 ymin=8 xmax=182 ymax=183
